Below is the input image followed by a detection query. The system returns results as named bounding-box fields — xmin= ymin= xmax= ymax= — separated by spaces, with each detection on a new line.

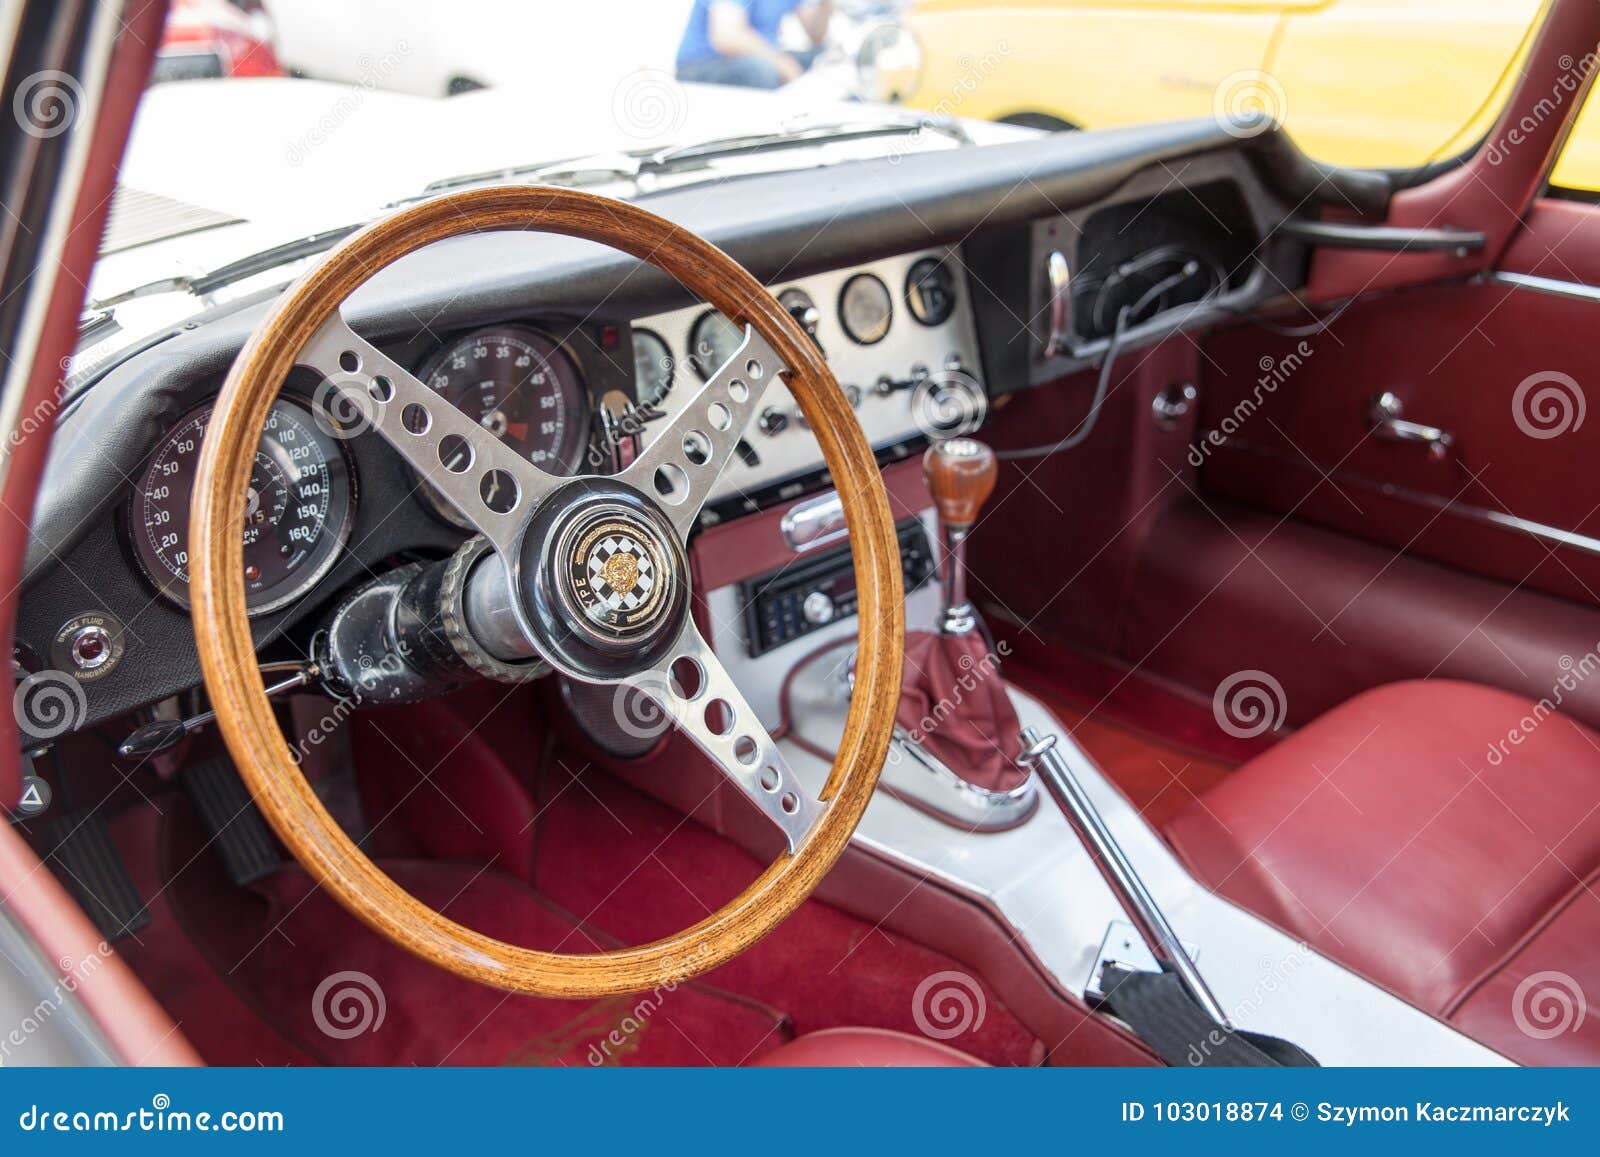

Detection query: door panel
xmin=1197 ymin=274 xmax=1600 ymax=606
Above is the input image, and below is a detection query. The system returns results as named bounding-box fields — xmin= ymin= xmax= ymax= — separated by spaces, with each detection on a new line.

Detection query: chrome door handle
xmin=1045 ymin=250 xmax=1073 ymax=358
xmin=1369 ymin=391 xmax=1453 ymax=460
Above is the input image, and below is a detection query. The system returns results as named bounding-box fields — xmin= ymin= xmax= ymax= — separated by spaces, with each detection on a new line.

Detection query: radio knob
xmin=758 ymin=407 xmax=789 ymax=436
xmin=801 ymin=590 xmax=836 ymax=625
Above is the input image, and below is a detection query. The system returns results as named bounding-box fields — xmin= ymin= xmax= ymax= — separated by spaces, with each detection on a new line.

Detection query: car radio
xmin=740 ymin=519 xmax=936 ymax=657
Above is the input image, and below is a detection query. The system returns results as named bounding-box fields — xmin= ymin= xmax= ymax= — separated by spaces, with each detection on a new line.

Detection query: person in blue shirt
xmin=676 ymin=0 xmax=834 ymax=90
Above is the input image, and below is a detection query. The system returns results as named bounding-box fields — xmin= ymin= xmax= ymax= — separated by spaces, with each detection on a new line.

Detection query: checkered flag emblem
xmin=586 ymin=535 xmax=655 ymax=612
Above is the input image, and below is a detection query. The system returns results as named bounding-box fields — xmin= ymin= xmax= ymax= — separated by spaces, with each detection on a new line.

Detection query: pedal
xmin=180 ymin=756 xmax=285 ymax=886
xmin=45 ymin=810 xmax=150 ymax=942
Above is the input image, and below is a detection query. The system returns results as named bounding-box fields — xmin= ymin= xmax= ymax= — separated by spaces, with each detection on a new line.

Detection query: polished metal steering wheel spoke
xmin=622 ymin=622 xmax=823 ymax=853
xmin=299 ymin=314 xmax=564 ymax=556
xmin=619 ymin=324 xmax=788 ymax=541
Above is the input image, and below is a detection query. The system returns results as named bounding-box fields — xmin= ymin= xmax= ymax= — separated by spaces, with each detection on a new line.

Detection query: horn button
xmin=515 ymin=479 xmax=690 ymax=679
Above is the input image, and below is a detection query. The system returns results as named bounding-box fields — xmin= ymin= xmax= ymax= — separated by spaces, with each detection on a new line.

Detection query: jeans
xmin=677 ymin=49 xmax=818 ymax=91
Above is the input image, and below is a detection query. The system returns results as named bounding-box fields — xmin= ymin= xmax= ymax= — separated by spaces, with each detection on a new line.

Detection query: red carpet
xmin=528 ymin=757 xmax=1043 ymax=1065
xmin=108 ymin=688 xmax=1042 ymax=1066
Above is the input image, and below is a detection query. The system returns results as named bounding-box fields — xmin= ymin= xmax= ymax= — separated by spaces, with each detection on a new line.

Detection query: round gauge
xmin=415 ymin=326 xmax=589 ymax=527
xmin=631 ymin=327 xmax=675 ymax=408
xmin=905 ymin=257 xmax=958 ymax=327
xmin=838 ymin=273 xmax=893 ymax=345
xmin=130 ymin=399 xmax=354 ymax=616
xmin=689 ymin=309 xmax=745 ymax=381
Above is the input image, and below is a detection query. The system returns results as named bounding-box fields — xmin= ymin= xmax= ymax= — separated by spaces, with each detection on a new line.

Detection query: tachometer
xmin=415 ymin=325 xmax=589 ymax=527
xmin=130 ymin=399 xmax=354 ymax=616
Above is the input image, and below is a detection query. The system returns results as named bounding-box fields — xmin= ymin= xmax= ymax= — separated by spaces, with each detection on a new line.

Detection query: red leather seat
xmin=1165 ymin=679 xmax=1600 ymax=1065
xmin=753 ymin=1027 xmax=985 ymax=1067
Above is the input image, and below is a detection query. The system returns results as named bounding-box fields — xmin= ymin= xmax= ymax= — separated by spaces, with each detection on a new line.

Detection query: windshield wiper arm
xmin=88 ymin=224 xmax=363 ymax=310
xmin=409 ymin=115 xmax=971 ymax=200
xmin=644 ymin=117 xmax=970 ymax=172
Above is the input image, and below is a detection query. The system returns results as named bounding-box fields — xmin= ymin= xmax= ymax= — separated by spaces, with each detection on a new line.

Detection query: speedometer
xmin=130 ymin=399 xmax=354 ymax=616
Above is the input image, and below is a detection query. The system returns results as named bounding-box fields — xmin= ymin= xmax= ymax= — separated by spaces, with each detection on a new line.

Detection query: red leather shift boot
xmin=897 ymin=631 xmax=1027 ymax=792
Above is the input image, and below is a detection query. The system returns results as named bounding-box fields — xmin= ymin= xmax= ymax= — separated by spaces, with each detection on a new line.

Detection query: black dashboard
xmin=17 ymin=118 xmax=1357 ymax=744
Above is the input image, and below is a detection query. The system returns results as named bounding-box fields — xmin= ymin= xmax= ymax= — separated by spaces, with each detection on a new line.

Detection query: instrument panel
xmin=121 ymin=249 xmax=983 ymax=616
xmin=627 ymin=248 xmax=985 ymax=513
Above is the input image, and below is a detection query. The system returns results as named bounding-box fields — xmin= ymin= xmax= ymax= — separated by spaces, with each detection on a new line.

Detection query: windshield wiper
xmin=410 ymin=115 xmax=971 ymax=201
xmin=87 ymin=224 xmax=363 ymax=310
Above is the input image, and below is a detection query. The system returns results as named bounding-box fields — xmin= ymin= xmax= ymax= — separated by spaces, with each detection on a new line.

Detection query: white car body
xmin=78 ymin=75 xmax=1026 ymax=380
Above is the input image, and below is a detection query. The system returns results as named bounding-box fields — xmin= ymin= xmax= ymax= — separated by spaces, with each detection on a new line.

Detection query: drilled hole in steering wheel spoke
xmin=669 ymin=655 xmax=704 ymax=700
xmin=479 ymin=469 xmax=518 ymax=514
xmin=682 ymin=430 xmax=712 ymax=466
xmin=653 ymin=462 xmax=688 ymax=504
xmin=704 ymin=698 xmax=734 ymax=736
xmin=438 ymin=434 xmax=473 ymax=474
xmin=401 ymin=403 xmax=431 ymax=434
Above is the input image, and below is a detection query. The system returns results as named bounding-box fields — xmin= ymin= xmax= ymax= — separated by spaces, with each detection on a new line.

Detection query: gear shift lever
xmin=923 ymin=437 xmax=997 ymax=635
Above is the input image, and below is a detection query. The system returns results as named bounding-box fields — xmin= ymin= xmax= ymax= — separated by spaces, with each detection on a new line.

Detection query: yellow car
xmin=872 ymin=0 xmax=1600 ymax=192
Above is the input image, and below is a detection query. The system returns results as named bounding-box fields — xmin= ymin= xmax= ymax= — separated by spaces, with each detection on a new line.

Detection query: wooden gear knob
xmin=923 ymin=437 xmax=997 ymax=528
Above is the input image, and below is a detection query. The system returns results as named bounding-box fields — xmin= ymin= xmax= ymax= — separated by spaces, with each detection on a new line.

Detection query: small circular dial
xmin=131 ymin=399 xmax=353 ymax=615
xmin=631 ymin=327 xmax=675 ymax=408
xmin=905 ymin=257 xmax=957 ymax=326
xmin=689 ymin=309 xmax=745 ymax=381
xmin=838 ymin=273 xmax=893 ymax=345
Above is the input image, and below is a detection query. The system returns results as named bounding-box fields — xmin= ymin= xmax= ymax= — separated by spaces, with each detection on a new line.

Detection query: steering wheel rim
xmin=190 ymin=186 xmax=905 ymax=997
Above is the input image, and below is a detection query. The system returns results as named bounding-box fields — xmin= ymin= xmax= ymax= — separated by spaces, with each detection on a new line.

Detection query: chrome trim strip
xmin=1205 ymin=432 xmax=1600 ymax=560
xmin=1490 ymin=270 xmax=1600 ymax=304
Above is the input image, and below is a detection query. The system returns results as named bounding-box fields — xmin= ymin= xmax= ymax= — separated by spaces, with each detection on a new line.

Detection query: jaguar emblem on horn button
xmin=560 ymin=511 xmax=672 ymax=640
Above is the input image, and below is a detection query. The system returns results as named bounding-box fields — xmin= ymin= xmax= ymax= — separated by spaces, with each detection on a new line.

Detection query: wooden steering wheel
xmin=189 ymin=187 xmax=904 ymax=997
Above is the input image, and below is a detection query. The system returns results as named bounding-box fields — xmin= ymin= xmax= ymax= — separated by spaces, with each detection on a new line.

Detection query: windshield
xmin=97 ymin=2 xmax=1028 ymax=320
xmin=869 ymin=0 xmax=1571 ymax=184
